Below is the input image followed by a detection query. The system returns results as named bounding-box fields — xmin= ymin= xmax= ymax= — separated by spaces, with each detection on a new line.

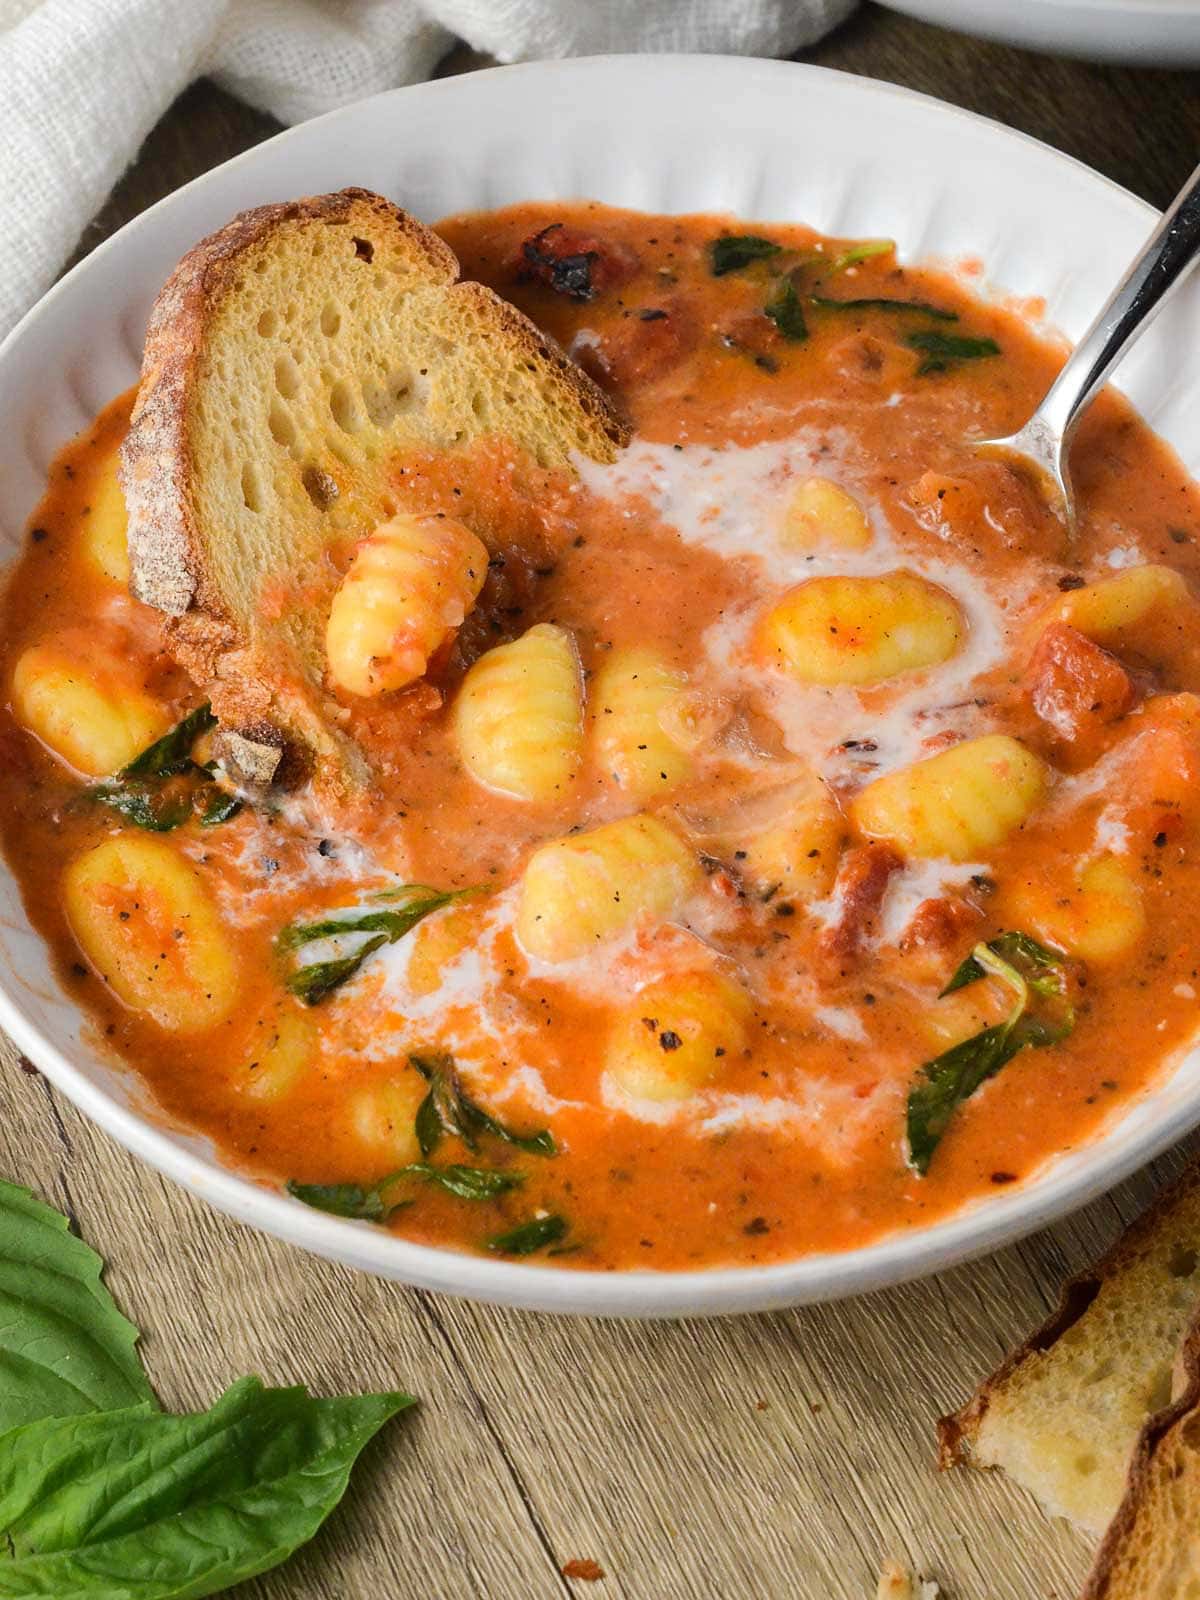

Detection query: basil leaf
xmin=906 ymin=330 xmax=1000 ymax=375
xmin=487 ymin=1214 xmax=569 ymax=1256
xmin=764 ymin=279 xmax=808 ymax=342
xmin=415 ymin=1091 xmax=443 ymax=1159
xmin=197 ymin=787 xmax=242 ymax=827
xmin=409 ymin=1053 xmax=556 ymax=1157
xmin=906 ymin=1024 xmax=1024 ymax=1177
xmin=121 ymin=703 xmax=216 ymax=780
xmin=0 ymin=1376 xmax=411 ymax=1599
xmin=285 ymin=1181 xmax=386 ymax=1220
xmin=0 ymin=1181 xmax=155 ymax=1434
xmin=398 ymin=1164 xmax=523 ymax=1201
xmin=94 ymin=783 xmax=192 ymax=833
xmin=810 ymin=295 xmax=957 ymax=321
xmin=277 ymin=893 xmax=455 ymax=952
xmin=286 ymin=934 xmax=389 ymax=1006
xmin=910 ymin=930 xmax=1074 ymax=1173
xmin=710 ymin=235 xmax=781 ymax=276
xmin=941 ymin=930 xmax=1065 ymax=996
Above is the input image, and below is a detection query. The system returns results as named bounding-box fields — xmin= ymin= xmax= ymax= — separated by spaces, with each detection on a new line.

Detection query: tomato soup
xmin=4 ymin=202 xmax=1200 ymax=1271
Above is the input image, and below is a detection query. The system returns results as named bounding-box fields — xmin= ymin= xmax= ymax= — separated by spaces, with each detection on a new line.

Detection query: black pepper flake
xmin=262 ymin=858 xmax=279 ymax=875
xmin=639 ymin=308 xmax=668 ymax=321
xmin=1169 ymin=526 xmax=1191 ymax=544
xmin=839 ymin=738 xmax=878 ymax=753
xmin=1057 ymin=574 xmax=1086 ymax=591
xmin=641 ymin=1016 xmax=658 ymax=1033
xmin=70 ymin=962 xmax=88 ymax=979
xmin=30 ymin=527 xmax=48 ymax=543
xmin=1154 ymin=831 xmax=1168 ymax=848
xmin=990 ymin=1171 xmax=1018 ymax=1185
xmin=743 ymin=1217 xmax=770 ymax=1236
xmin=317 ymin=838 xmax=336 ymax=857
xmin=659 ymin=1030 xmax=683 ymax=1052
xmin=774 ymin=903 xmax=795 ymax=918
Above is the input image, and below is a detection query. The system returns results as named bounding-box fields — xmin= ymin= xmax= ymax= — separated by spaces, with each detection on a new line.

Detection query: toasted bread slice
xmin=120 ymin=188 xmax=628 ymax=787
xmin=1079 ymin=1311 xmax=1200 ymax=1598
xmin=937 ymin=1164 xmax=1200 ymax=1534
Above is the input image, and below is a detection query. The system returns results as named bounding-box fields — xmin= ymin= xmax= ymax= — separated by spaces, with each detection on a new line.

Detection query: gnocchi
xmin=348 ymin=1073 xmax=426 ymax=1168
xmin=64 ymin=835 xmax=239 ymax=1031
xmin=517 ymin=813 xmax=701 ymax=963
xmin=1010 ymin=854 xmax=1146 ymax=964
xmin=454 ymin=622 xmax=583 ymax=801
xmin=852 ymin=734 xmax=1048 ymax=861
xmin=241 ymin=1009 xmax=314 ymax=1102
xmin=591 ymin=646 xmax=694 ymax=799
xmin=12 ymin=641 xmax=169 ymax=777
xmin=607 ymin=967 xmax=751 ymax=1101
xmin=736 ymin=771 xmax=844 ymax=900
xmin=82 ymin=447 xmax=131 ymax=585
xmin=779 ymin=477 xmax=872 ymax=553
xmin=1052 ymin=563 xmax=1189 ymax=642
xmin=326 ymin=512 xmax=488 ymax=696
xmin=757 ymin=572 xmax=963 ymax=686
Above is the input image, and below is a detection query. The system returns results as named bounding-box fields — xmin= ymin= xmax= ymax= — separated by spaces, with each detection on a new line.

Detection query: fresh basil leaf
xmin=906 ymin=1023 xmax=1024 ymax=1177
xmin=409 ymin=1053 xmax=556 ymax=1157
xmin=911 ymin=931 xmax=1074 ymax=1173
xmin=94 ymin=782 xmax=192 ymax=833
xmin=710 ymin=235 xmax=781 ymax=276
xmin=487 ymin=1214 xmax=568 ymax=1256
xmin=285 ymin=1181 xmax=387 ymax=1220
xmin=827 ymin=238 xmax=894 ymax=274
xmin=907 ymin=329 xmax=1001 ymax=375
xmin=0 ymin=1376 xmax=411 ymax=1599
xmin=277 ymin=896 xmax=454 ymax=953
xmin=286 ymin=934 xmax=389 ymax=1006
xmin=810 ymin=294 xmax=957 ymax=321
xmin=941 ymin=930 xmax=1065 ymax=996
xmin=764 ymin=279 xmax=808 ymax=342
xmin=414 ymin=1091 xmax=443 ymax=1159
xmin=197 ymin=787 xmax=242 ymax=827
xmin=398 ymin=1164 xmax=523 ymax=1201
xmin=121 ymin=703 xmax=216 ymax=780
xmin=0 ymin=1181 xmax=155 ymax=1435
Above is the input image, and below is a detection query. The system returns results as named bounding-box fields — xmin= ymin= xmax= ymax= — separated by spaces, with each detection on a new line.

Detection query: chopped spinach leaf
xmin=811 ymin=294 xmax=957 ymax=321
xmin=93 ymin=782 xmax=193 ymax=833
xmin=402 ymin=1163 xmax=523 ymax=1201
xmin=710 ymin=235 xmax=781 ymax=276
xmin=198 ymin=786 xmax=243 ymax=826
xmin=285 ymin=934 xmax=389 ymax=1006
xmin=410 ymin=1052 xmax=556 ymax=1157
xmin=280 ymin=886 xmax=475 ymax=1005
xmin=487 ymin=1214 xmax=569 ymax=1256
xmin=764 ymin=278 xmax=808 ymax=342
xmin=286 ymin=1180 xmax=388 ymax=1220
xmin=907 ymin=932 xmax=1073 ymax=1174
xmin=121 ymin=703 xmax=216 ymax=779
xmin=906 ymin=329 xmax=1001 ymax=376
xmin=827 ymin=239 xmax=894 ymax=274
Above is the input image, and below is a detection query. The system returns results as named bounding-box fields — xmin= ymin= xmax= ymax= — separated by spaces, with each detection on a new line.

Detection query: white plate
xmin=878 ymin=0 xmax=1200 ymax=66
xmin=2 ymin=56 xmax=1199 ymax=1317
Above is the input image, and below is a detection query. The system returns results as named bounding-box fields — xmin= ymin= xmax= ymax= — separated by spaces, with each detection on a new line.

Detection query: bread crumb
xmin=562 ymin=1558 xmax=605 ymax=1581
xmin=876 ymin=1558 xmax=939 ymax=1600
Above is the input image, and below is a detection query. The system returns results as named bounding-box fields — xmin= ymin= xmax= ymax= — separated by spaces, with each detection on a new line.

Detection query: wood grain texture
xmin=9 ymin=7 xmax=1200 ymax=1596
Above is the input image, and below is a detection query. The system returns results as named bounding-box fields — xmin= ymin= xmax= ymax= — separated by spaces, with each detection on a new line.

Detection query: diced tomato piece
xmin=580 ymin=301 xmax=699 ymax=392
xmin=1025 ymin=622 xmax=1136 ymax=758
xmin=897 ymin=895 xmax=984 ymax=983
xmin=512 ymin=224 xmax=639 ymax=299
xmin=819 ymin=842 xmax=902 ymax=969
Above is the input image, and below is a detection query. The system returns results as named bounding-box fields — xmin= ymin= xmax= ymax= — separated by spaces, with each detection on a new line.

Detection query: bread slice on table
xmin=1079 ymin=1309 xmax=1200 ymax=1597
xmin=938 ymin=1163 xmax=1200 ymax=1535
xmin=120 ymin=187 xmax=628 ymax=792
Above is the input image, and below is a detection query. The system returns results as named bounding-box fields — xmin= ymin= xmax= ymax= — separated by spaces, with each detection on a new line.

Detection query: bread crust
xmin=1079 ymin=1309 xmax=1200 ymax=1598
xmin=119 ymin=188 xmax=630 ymax=782
xmin=937 ymin=1163 xmax=1200 ymax=1468
xmin=120 ymin=189 xmax=458 ymax=619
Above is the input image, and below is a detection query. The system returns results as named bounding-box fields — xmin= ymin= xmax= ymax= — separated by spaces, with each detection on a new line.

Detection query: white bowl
xmin=878 ymin=0 xmax=1200 ymax=66
xmin=2 ymin=56 xmax=1198 ymax=1317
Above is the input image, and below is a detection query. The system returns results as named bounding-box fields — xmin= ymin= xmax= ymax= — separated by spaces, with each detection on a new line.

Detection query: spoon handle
xmin=1036 ymin=161 xmax=1200 ymax=449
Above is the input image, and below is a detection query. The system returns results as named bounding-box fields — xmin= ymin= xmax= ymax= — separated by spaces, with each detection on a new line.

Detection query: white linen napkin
xmin=0 ymin=0 xmax=855 ymax=340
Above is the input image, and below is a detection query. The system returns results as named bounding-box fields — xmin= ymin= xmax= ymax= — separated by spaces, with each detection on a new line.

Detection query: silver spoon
xmin=976 ymin=160 xmax=1200 ymax=531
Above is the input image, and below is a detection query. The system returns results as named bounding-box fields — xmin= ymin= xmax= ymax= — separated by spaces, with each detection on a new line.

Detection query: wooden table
xmin=13 ymin=7 xmax=1200 ymax=1597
